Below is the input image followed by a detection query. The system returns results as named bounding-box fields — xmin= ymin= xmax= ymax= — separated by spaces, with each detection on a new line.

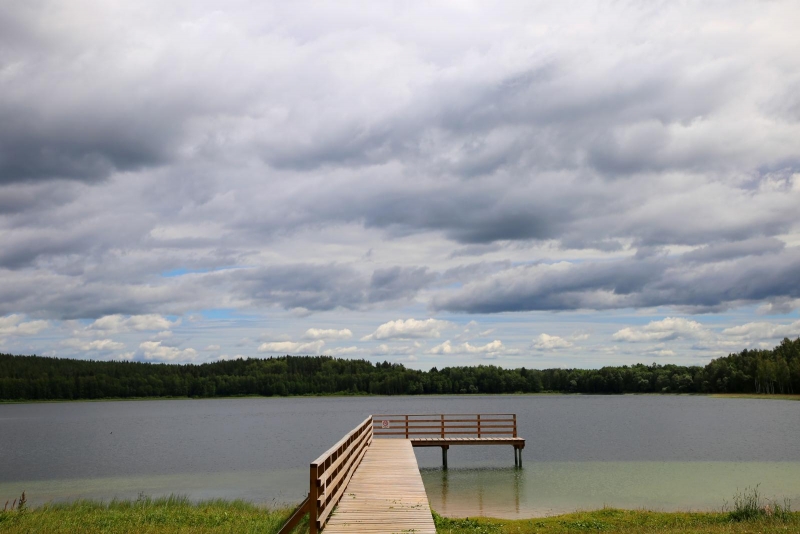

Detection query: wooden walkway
xmin=277 ymin=414 xmax=523 ymax=534
xmin=323 ymin=439 xmax=436 ymax=534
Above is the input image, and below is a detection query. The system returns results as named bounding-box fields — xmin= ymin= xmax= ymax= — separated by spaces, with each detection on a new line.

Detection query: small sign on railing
xmin=381 ymin=419 xmax=390 ymax=429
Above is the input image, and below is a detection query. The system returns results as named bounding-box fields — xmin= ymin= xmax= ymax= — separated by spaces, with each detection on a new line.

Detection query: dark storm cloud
xmin=0 ymin=113 xmax=173 ymax=184
xmin=368 ymin=266 xmax=435 ymax=303
xmin=682 ymin=237 xmax=785 ymax=263
xmin=0 ymin=183 xmax=77 ymax=215
xmin=362 ymin=189 xmax=563 ymax=244
xmin=433 ymin=245 xmax=800 ymax=314
xmin=229 ymin=264 xmax=367 ymax=311
xmin=0 ymin=270 xmax=214 ymax=320
xmin=228 ymin=264 xmax=436 ymax=312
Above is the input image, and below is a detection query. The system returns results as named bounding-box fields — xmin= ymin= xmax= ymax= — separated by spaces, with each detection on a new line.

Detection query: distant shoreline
xmin=2 ymin=391 xmax=799 ymax=405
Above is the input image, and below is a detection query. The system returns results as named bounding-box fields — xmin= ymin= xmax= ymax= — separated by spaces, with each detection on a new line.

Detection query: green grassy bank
xmin=434 ymin=508 xmax=800 ymax=533
xmin=0 ymin=496 xmax=299 ymax=534
xmin=2 ymin=494 xmax=798 ymax=534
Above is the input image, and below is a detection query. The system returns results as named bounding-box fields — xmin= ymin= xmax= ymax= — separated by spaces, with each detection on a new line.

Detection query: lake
xmin=1 ymin=395 xmax=798 ymax=518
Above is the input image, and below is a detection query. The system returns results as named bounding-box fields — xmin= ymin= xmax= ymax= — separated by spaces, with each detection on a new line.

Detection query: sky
xmin=1 ymin=1 xmax=799 ymax=370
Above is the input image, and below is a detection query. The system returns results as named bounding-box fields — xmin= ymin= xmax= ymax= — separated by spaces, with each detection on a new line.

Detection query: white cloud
xmin=455 ymin=320 xmax=495 ymax=341
xmin=257 ymin=340 xmax=325 ymax=354
xmin=722 ymin=319 xmax=800 ymax=341
xmin=203 ymin=344 xmax=221 ymax=351
xmin=361 ymin=318 xmax=450 ymax=341
xmin=429 ymin=339 xmax=510 ymax=358
xmin=304 ymin=328 xmax=353 ymax=340
xmin=139 ymin=341 xmax=198 ymax=362
xmin=62 ymin=338 xmax=125 ymax=351
xmin=0 ymin=315 xmax=49 ymax=337
xmin=89 ymin=314 xmax=179 ymax=334
xmin=612 ymin=318 xmax=710 ymax=342
xmin=570 ymin=330 xmax=591 ymax=341
xmin=649 ymin=349 xmax=676 ymax=357
xmin=532 ymin=333 xmax=574 ymax=350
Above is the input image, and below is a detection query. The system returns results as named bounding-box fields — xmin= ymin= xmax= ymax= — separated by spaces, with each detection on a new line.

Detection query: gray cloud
xmin=682 ymin=237 xmax=785 ymax=263
xmin=433 ymin=245 xmax=800 ymax=314
xmin=368 ymin=267 xmax=435 ymax=303
xmin=1 ymin=0 xmax=799 ymax=363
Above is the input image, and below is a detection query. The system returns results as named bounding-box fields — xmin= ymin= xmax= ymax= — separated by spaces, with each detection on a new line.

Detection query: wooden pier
xmin=324 ymin=439 xmax=435 ymax=533
xmin=278 ymin=413 xmax=524 ymax=534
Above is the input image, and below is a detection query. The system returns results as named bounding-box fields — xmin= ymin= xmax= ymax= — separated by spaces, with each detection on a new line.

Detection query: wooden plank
xmin=323 ymin=439 xmax=435 ymax=534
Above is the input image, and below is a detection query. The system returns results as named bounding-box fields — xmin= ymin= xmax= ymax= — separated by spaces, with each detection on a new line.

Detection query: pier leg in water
xmin=442 ymin=445 xmax=449 ymax=470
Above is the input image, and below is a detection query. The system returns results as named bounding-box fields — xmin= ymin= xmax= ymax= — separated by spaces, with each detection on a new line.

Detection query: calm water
xmin=1 ymin=395 xmax=798 ymax=517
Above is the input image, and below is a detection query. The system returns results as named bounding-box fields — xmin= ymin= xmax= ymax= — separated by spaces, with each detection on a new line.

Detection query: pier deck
xmin=323 ymin=439 xmax=435 ymax=534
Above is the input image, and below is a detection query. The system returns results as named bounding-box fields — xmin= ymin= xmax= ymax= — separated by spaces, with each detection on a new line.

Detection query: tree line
xmin=1 ymin=337 xmax=798 ymax=401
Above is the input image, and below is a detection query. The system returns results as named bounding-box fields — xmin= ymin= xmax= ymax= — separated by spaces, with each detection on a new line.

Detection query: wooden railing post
xmin=477 ymin=414 xmax=481 ymax=438
xmin=405 ymin=415 xmax=409 ymax=439
xmin=513 ymin=414 xmax=517 ymax=438
xmin=440 ymin=414 xmax=445 ymax=438
xmin=309 ymin=463 xmax=319 ymax=534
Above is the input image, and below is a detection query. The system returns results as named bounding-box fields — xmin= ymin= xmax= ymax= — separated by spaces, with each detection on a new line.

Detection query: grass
xmin=1 ymin=489 xmax=797 ymax=534
xmin=435 ymin=487 xmax=798 ymax=533
xmin=0 ymin=494 xmax=298 ymax=534
xmin=433 ymin=507 xmax=800 ymax=533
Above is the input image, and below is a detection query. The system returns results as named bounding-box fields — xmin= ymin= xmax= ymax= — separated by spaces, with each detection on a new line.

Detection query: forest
xmin=1 ymin=337 xmax=798 ymax=401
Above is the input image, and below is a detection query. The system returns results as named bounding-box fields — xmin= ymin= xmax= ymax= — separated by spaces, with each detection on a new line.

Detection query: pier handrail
xmin=372 ymin=413 xmax=517 ymax=438
xmin=278 ymin=415 xmax=373 ymax=534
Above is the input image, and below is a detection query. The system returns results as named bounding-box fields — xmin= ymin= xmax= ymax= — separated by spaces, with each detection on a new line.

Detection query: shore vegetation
xmin=1 ymin=490 xmax=797 ymax=534
xmin=1 ymin=338 xmax=798 ymax=401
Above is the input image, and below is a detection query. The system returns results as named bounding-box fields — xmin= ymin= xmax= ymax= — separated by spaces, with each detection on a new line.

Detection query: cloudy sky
xmin=1 ymin=1 xmax=799 ymax=369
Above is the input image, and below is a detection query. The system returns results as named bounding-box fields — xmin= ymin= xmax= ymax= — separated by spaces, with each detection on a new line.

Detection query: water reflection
xmin=424 ymin=466 xmax=527 ymax=518
xmin=422 ymin=462 xmax=800 ymax=519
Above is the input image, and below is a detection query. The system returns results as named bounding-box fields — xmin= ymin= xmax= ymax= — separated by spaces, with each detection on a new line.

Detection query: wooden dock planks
xmin=323 ymin=439 xmax=435 ymax=534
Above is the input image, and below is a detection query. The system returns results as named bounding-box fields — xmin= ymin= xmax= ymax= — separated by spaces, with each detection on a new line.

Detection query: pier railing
xmin=372 ymin=413 xmax=517 ymax=438
xmin=278 ymin=415 xmax=373 ymax=534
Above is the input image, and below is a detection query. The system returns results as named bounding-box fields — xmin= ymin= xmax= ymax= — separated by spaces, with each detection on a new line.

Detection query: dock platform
xmin=277 ymin=413 xmax=524 ymax=534
xmin=323 ymin=439 xmax=435 ymax=534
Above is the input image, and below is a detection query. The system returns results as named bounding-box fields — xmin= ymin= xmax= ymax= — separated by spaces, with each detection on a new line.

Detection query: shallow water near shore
xmin=2 ymin=395 xmax=798 ymax=517
xmin=422 ymin=462 xmax=800 ymax=518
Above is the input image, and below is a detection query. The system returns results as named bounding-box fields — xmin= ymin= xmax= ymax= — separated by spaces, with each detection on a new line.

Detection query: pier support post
xmin=442 ymin=445 xmax=449 ymax=470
